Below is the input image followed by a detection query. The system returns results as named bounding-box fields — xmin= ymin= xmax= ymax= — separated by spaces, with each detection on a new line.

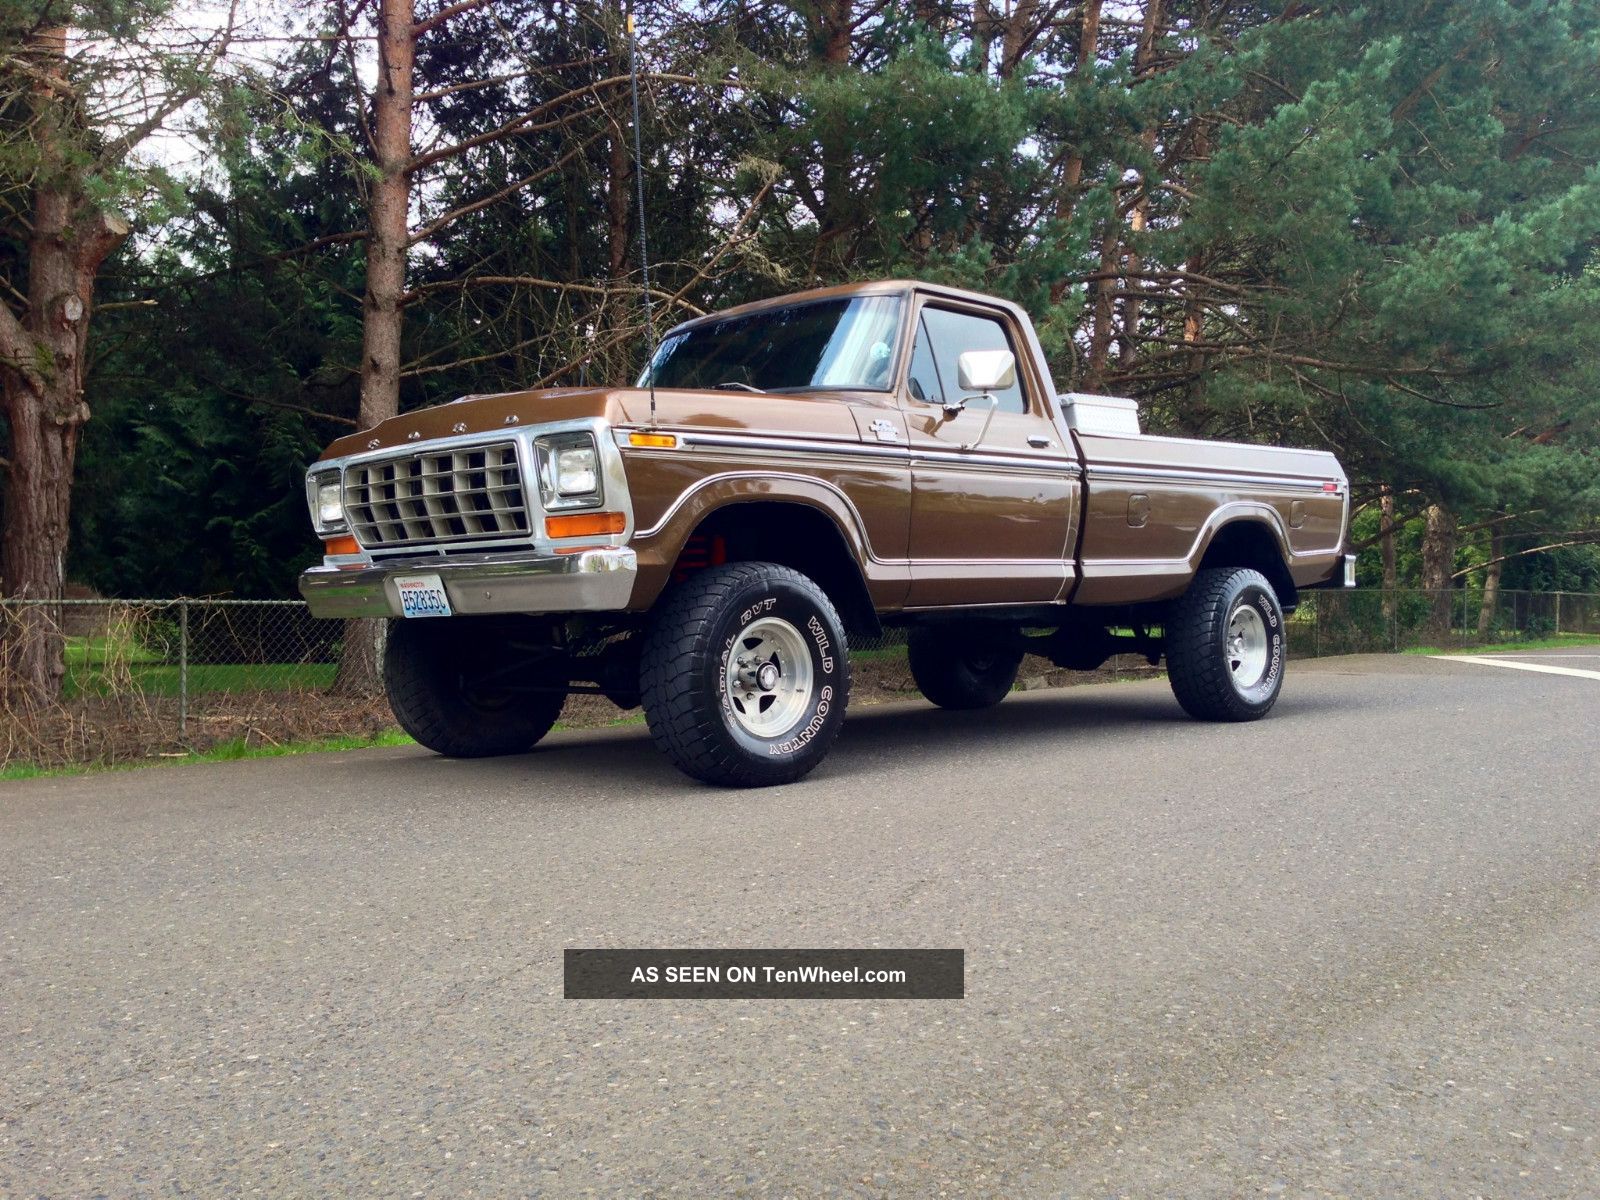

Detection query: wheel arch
xmin=1195 ymin=515 xmax=1299 ymax=611
xmin=639 ymin=489 xmax=882 ymax=639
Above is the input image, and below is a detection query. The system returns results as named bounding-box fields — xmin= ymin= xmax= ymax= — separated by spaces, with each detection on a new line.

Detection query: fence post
xmin=1312 ymin=592 xmax=1321 ymax=658
xmin=179 ymin=599 xmax=189 ymax=741
xmin=1555 ymin=592 xmax=1563 ymax=635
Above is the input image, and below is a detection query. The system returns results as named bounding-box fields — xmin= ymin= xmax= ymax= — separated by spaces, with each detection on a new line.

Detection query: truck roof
xmin=662 ymin=279 xmax=1033 ymax=336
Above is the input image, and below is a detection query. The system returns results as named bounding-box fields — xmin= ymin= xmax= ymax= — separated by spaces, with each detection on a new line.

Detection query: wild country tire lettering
xmin=771 ymin=686 xmax=833 ymax=755
xmin=1256 ymin=592 xmax=1283 ymax=687
xmin=806 ymin=614 xmax=835 ymax=675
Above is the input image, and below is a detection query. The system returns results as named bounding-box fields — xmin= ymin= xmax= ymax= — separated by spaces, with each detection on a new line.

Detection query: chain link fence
xmin=3 ymin=588 xmax=1597 ymax=771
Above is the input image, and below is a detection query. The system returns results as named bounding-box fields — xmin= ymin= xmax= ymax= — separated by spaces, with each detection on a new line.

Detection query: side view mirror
xmin=942 ymin=350 xmax=1014 ymax=450
xmin=956 ymin=349 xmax=1016 ymax=393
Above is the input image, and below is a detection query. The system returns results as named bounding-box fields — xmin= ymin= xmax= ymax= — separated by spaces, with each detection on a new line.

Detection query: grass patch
xmin=1403 ymin=633 xmax=1600 ymax=656
xmin=0 ymin=729 xmax=413 ymax=782
xmin=63 ymin=658 xmax=336 ymax=699
xmin=65 ymin=634 xmax=163 ymax=667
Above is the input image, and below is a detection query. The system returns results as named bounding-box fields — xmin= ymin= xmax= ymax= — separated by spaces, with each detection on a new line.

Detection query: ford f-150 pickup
xmin=300 ymin=281 xmax=1355 ymax=786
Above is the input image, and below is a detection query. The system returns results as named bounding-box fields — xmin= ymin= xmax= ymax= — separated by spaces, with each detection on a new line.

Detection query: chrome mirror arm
xmin=959 ymin=393 xmax=999 ymax=452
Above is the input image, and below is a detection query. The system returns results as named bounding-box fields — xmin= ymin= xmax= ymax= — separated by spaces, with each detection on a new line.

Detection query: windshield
xmin=638 ymin=295 xmax=903 ymax=393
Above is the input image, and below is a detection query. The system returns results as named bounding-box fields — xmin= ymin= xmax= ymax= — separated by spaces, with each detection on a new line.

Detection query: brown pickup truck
xmin=301 ymin=281 xmax=1353 ymax=786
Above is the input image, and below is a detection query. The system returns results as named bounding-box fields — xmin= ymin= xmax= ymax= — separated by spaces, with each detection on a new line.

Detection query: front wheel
xmin=1165 ymin=567 xmax=1286 ymax=721
xmin=639 ymin=562 xmax=851 ymax=787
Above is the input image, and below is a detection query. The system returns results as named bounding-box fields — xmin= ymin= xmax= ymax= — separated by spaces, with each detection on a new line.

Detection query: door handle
xmin=1027 ymin=435 xmax=1050 ymax=448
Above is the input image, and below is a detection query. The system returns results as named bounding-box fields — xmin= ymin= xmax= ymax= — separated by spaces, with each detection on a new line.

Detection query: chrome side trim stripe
xmin=1085 ymin=463 xmax=1339 ymax=493
xmin=913 ymin=451 xmax=1082 ymax=476
xmin=666 ymin=429 xmax=1083 ymax=476
xmin=676 ymin=430 xmax=906 ymax=462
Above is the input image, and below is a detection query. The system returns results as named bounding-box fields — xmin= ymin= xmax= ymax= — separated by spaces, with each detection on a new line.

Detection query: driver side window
xmin=905 ymin=307 xmax=1029 ymax=414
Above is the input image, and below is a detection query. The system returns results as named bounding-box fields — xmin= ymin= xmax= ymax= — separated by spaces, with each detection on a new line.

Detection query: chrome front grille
xmin=344 ymin=441 xmax=531 ymax=549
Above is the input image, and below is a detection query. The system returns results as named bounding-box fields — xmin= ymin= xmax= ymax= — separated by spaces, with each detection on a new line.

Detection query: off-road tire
xmin=383 ymin=620 xmax=566 ymax=757
xmin=1165 ymin=566 xmax=1286 ymax=721
xmin=639 ymin=562 xmax=851 ymax=787
xmin=907 ymin=626 xmax=1023 ymax=710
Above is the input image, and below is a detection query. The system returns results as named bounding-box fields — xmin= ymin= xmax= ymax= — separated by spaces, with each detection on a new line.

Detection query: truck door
xmin=901 ymin=300 xmax=1079 ymax=607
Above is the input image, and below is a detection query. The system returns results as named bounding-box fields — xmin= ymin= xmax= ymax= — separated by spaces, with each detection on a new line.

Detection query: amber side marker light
xmin=628 ymin=431 xmax=677 ymax=448
xmin=323 ymin=534 xmax=360 ymax=556
xmin=546 ymin=512 xmax=626 ymax=539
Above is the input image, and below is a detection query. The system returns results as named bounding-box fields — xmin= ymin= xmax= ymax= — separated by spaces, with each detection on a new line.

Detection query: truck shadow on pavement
xmin=374 ymin=685 xmax=1343 ymax=796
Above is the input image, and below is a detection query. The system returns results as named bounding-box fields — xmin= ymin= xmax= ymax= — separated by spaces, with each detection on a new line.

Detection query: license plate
xmin=395 ymin=574 xmax=452 ymax=618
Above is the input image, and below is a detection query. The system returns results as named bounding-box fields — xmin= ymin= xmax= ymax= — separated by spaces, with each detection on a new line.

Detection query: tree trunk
xmin=1085 ymin=223 xmax=1120 ymax=386
xmin=815 ymin=0 xmax=853 ymax=250
xmin=1049 ymin=0 xmax=1102 ymax=306
xmin=601 ymin=86 xmax=634 ymax=385
xmin=1056 ymin=0 xmax=1102 ymax=216
xmin=1118 ymin=1 xmax=1164 ymax=370
xmin=0 ymin=25 xmax=130 ymax=706
xmin=1420 ymin=503 xmax=1457 ymax=637
xmin=607 ymin=127 xmax=632 ymax=282
xmin=1476 ymin=528 xmax=1504 ymax=639
xmin=1379 ymin=486 xmax=1397 ymax=623
xmin=335 ymin=0 xmax=416 ymax=696
xmin=997 ymin=0 xmax=1040 ymax=79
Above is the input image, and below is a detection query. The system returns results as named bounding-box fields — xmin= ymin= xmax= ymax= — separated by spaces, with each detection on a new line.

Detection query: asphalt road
xmin=3 ymin=649 xmax=1599 ymax=1197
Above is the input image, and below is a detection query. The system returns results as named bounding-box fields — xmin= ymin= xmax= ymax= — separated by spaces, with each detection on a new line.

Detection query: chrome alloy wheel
xmin=723 ymin=616 xmax=815 ymax=738
xmin=1226 ymin=602 xmax=1270 ymax=688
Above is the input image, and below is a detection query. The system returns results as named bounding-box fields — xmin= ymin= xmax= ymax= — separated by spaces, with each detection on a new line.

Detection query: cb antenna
xmin=626 ymin=11 xmax=657 ymax=425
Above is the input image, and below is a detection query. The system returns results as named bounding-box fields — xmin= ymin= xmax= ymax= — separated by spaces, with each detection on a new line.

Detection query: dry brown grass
xmin=0 ymin=604 xmax=1160 ymax=773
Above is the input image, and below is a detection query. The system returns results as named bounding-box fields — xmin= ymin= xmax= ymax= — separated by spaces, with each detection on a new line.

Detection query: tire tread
xmin=1165 ymin=566 xmax=1282 ymax=722
xmin=639 ymin=563 xmax=850 ymax=787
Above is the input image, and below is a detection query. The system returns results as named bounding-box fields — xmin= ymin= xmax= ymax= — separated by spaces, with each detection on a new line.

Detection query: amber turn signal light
xmin=545 ymin=511 xmax=625 ymax=539
xmin=323 ymin=534 xmax=360 ymax=556
xmin=628 ymin=431 xmax=677 ymax=448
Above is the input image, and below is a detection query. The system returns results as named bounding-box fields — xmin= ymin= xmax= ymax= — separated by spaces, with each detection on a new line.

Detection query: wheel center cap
xmin=756 ymin=662 xmax=781 ymax=692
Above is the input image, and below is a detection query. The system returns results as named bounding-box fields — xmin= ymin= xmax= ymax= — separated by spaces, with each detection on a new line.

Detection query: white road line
xmin=1438 ymin=655 xmax=1600 ymax=682
xmin=1484 ymin=653 xmax=1600 ymax=659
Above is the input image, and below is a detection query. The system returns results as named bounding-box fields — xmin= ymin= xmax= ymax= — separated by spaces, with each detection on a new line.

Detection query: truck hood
xmin=320 ymin=388 xmax=623 ymax=460
xmin=319 ymin=385 xmax=890 ymax=460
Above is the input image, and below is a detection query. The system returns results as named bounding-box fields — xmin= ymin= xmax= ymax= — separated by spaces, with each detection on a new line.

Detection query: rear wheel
xmin=907 ymin=625 xmax=1024 ymax=710
xmin=383 ymin=621 xmax=566 ymax=757
xmin=1165 ymin=567 xmax=1286 ymax=721
xmin=640 ymin=562 xmax=850 ymax=787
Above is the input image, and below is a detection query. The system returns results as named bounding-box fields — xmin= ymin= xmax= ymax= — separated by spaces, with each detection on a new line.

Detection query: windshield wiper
xmin=710 ymin=381 xmax=766 ymax=394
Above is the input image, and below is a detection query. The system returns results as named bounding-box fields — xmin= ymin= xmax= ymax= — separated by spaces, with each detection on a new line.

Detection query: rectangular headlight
xmin=537 ymin=433 xmax=602 ymax=510
xmin=306 ymin=471 xmax=347 ymax=534
xmin=317 ymin=481 xmax=343 ymax=525
xmin=555 ymin=445 xmax=598 ymax=495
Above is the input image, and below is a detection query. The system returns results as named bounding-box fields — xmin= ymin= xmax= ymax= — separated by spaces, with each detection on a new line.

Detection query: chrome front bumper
xmin=298 ymin=547 xmax=638 ymax=619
